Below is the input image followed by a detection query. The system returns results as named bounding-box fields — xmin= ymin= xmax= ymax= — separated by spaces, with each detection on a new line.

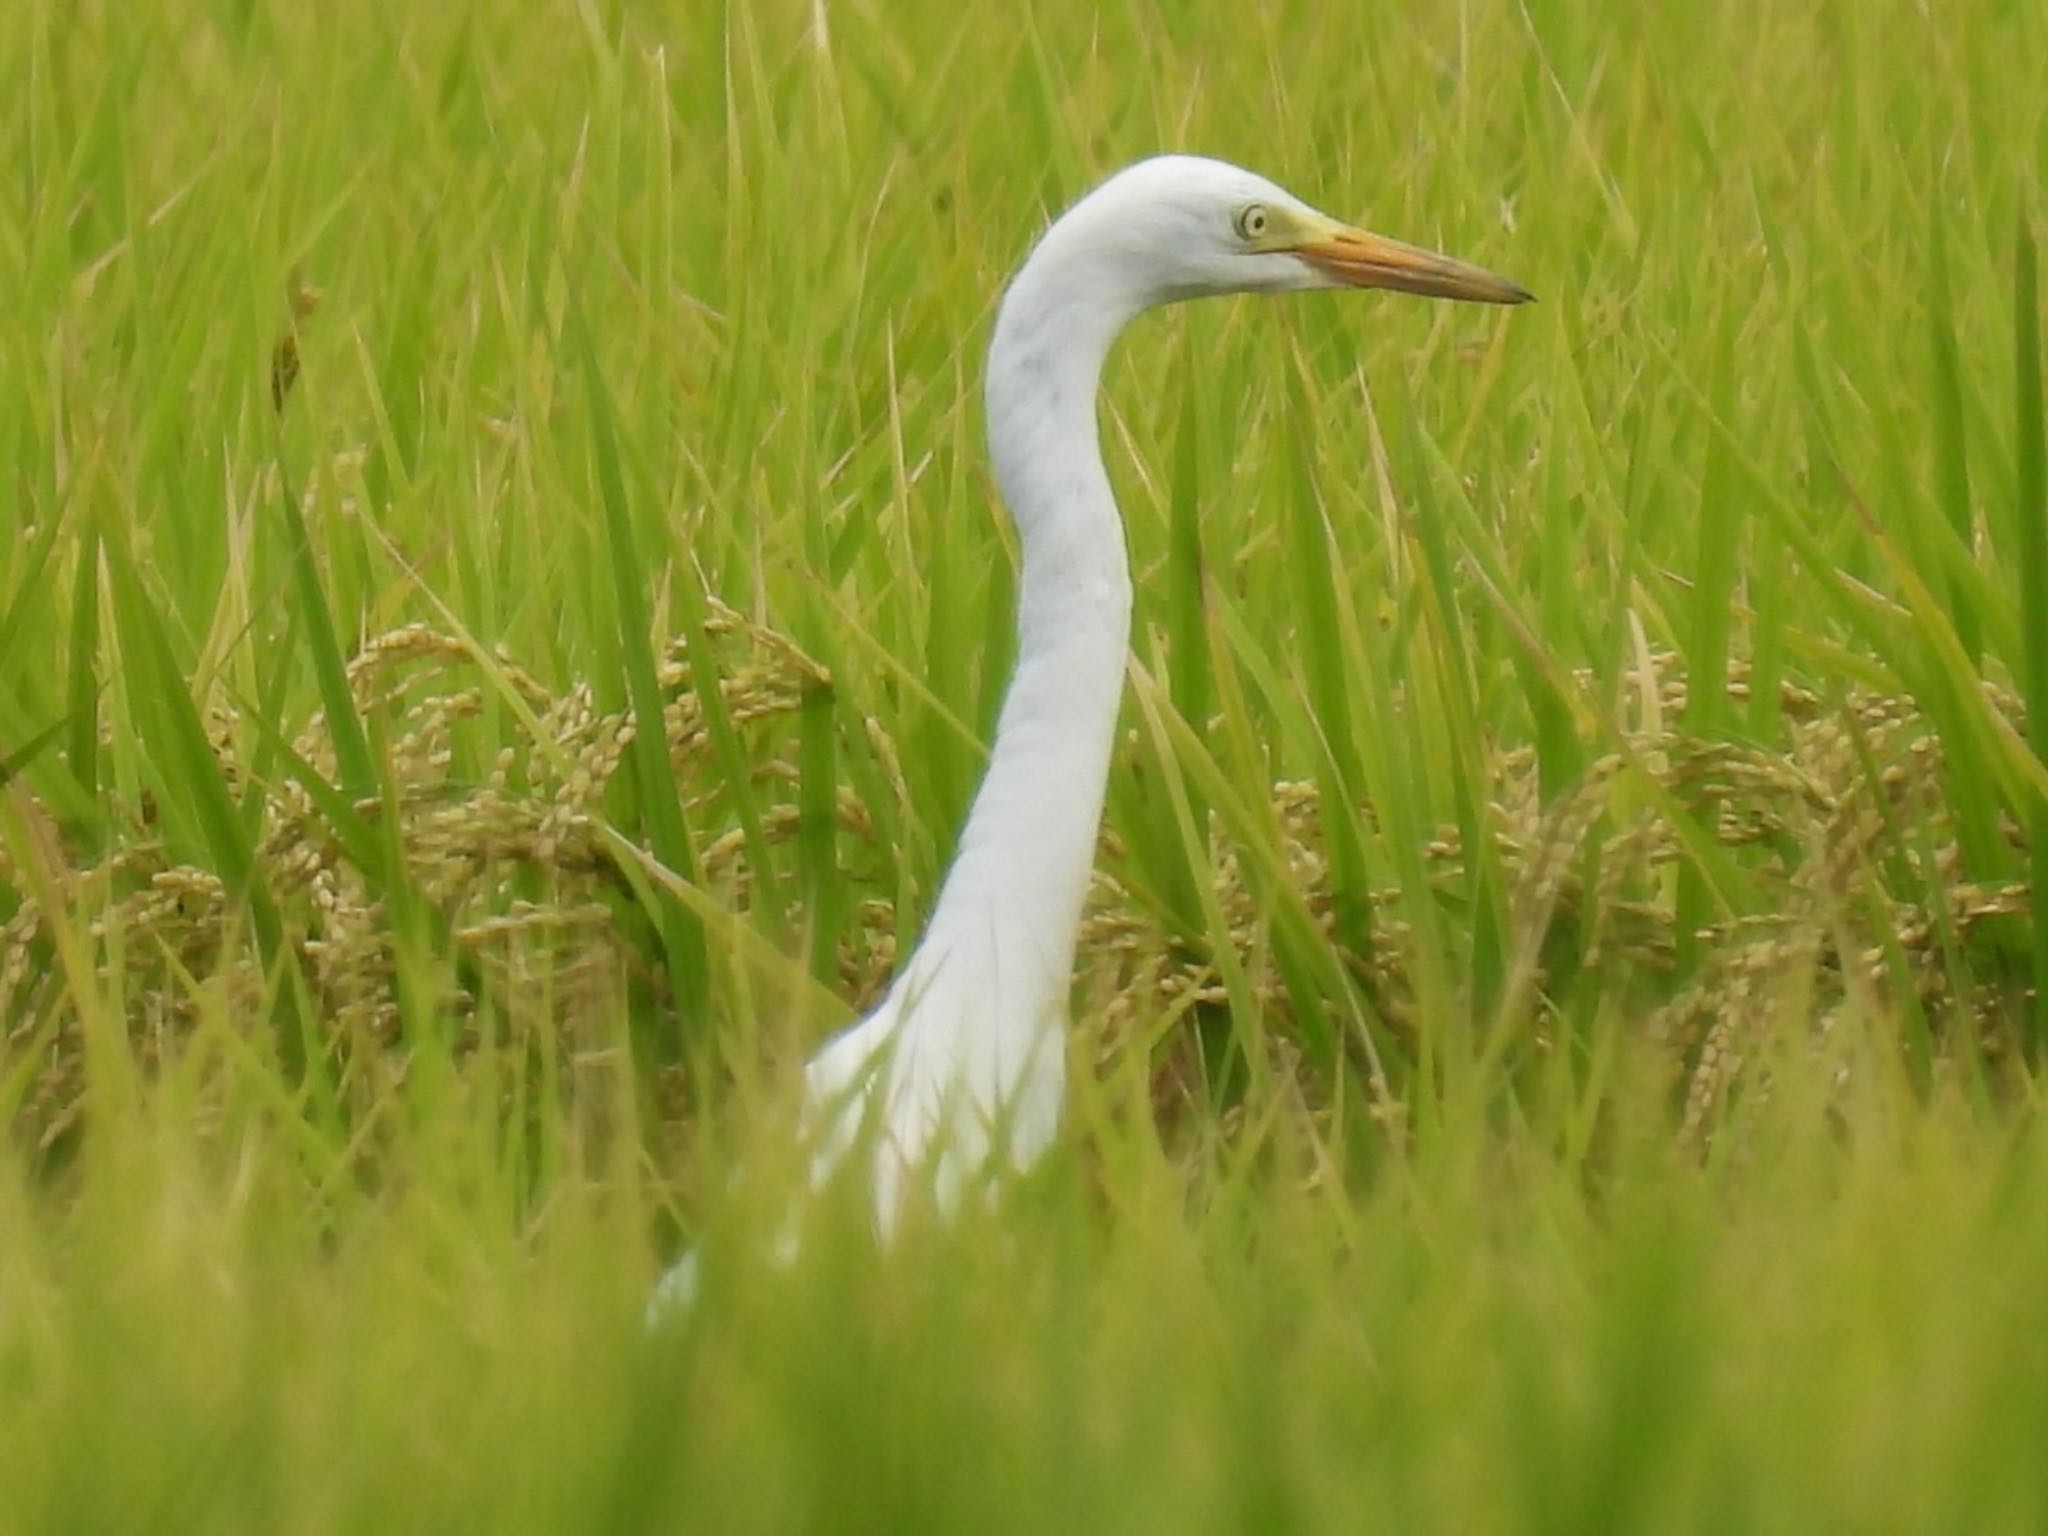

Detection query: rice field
xmin=2 ymin=0 xmax=2046 ymax=1528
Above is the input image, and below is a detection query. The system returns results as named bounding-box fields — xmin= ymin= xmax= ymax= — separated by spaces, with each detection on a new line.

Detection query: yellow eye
xmin=1234 ymin=203 xmax=1271 ymax=242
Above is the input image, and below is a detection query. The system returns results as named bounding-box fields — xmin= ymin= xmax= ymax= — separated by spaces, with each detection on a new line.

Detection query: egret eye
xmin=1234 ymin=203 xmax=1270 ymax=242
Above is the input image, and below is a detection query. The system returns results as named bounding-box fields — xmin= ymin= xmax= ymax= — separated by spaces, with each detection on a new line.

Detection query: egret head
xmin=1035 ymin=154 xmax=1533 ymax=315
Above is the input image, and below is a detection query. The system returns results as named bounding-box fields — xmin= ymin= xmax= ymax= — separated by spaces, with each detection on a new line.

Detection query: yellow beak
xmin=1294 ymin=216 xmax=1533 ymax=305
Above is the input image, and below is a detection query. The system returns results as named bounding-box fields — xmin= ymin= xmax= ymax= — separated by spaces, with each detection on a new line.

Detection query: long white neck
xmin=908 ymin=237 xmax=1143 ymax=1026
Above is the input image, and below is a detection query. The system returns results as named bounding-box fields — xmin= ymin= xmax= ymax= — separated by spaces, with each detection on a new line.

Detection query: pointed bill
xmin=1294 ymin=217 xmax=1534 ymax=305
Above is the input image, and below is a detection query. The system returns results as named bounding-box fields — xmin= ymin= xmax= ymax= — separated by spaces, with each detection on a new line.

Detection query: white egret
xmin=662 ymin=155 xmax=1528 ymax=1295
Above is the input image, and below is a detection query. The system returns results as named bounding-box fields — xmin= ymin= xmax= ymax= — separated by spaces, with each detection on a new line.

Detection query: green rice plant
xmin=0 ymin=0 xmax=2044 ymax=1525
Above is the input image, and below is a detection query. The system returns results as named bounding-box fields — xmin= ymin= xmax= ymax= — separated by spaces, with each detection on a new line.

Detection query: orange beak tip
xmin=1299 ymin=228 xmax=1534 ymax=307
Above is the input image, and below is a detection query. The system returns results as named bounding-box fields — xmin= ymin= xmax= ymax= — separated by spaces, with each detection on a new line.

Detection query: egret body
xmin=676 ymin=157 xmax=1528 ymax=1288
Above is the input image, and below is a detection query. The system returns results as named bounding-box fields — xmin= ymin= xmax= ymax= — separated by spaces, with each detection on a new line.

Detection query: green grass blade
xmin=1167 ymin=324 xmax=1213 ymax=735
xmin=571 ymin=303 xmax=710 ymax=1033
xmin=1927 ymin=200 xmax=1983 ymax=665
xmin=101 ymin=533 xmax=278 ymax=959
xmin=0 ymin=713 xmax=67 ymax=792
xmin=271 ymin=457 xmax=376 ymax=799
xmin=797 ymin=676 xmax=841 ymax=985
xmin=0 ymin=488 xmax=68 ymax=674
xmin=63 ymin=522 xmax=100 ymax=818
xmin=1678 ymin=314 xmax=1742 ymax=977
xmin=2014 ymin=215 xmax=2048 ymax=1050
xmin=1281 ymin=349 xmax=1371 ymax=961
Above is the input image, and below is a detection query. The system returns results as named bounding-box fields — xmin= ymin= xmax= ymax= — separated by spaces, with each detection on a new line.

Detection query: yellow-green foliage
xmin=0 ymin=0 xmax=2044 ymax=1528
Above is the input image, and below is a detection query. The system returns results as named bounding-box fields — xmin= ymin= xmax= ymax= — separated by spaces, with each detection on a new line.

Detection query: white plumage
xmin=663 ymin=156 xmax=1528 ymax=1295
